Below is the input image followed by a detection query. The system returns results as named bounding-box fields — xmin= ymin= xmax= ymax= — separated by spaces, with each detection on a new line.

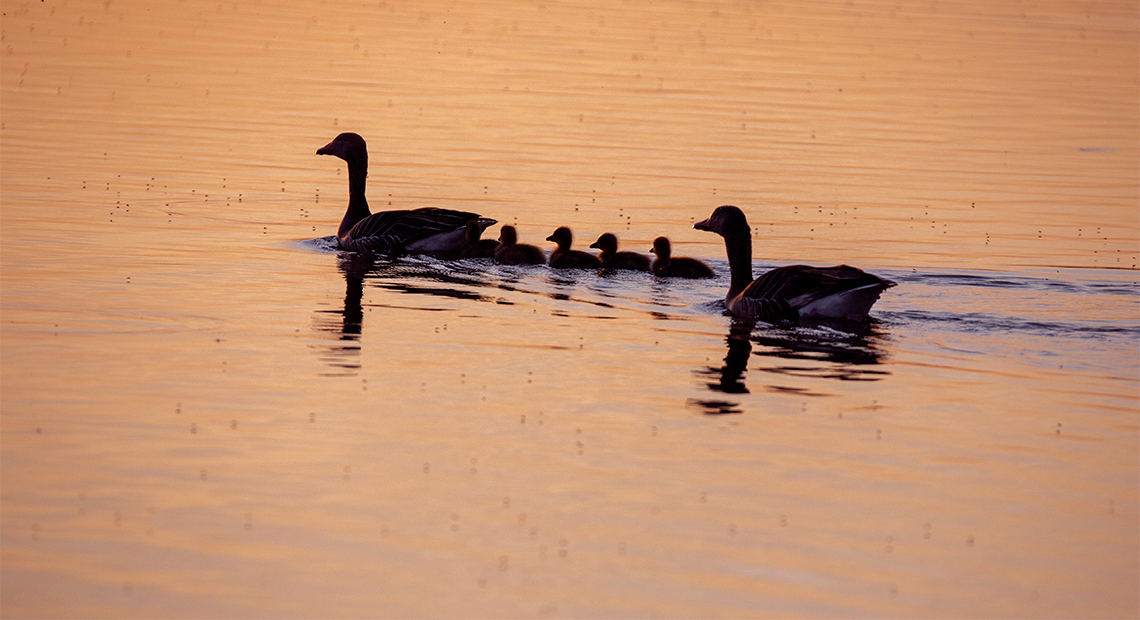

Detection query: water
xmin=2 ymin=0 xmax=1138 ymax=617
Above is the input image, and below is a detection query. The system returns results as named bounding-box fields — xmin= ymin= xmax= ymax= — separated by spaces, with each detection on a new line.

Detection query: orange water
xmin=2 ymin=0 xmax=1138 ymax=617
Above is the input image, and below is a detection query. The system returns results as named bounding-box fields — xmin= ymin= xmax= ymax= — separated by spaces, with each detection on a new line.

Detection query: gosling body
xmin=546 ymin=227 xmax=602 ymax=269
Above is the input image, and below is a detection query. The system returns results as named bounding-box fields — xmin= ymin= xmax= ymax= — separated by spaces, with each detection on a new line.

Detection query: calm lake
xmin=1 ymin=0 xmax=1138 ymax=617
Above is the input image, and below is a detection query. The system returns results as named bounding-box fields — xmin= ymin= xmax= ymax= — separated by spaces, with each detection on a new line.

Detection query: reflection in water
xmin=363 ymin=256 xmax=508 ymax=305
xmin=309 ymin=254 xmax=666 ymax=373
xmin=700 ymin=320 xmax=755 ymax=394
xmin=750 ymin=318 xmax=891 ymax=382
xmin=692 ymin=318 xmax=890 ymax=415
xmin=310 ymin=255 xmax=371 ymax=375
xmin=309 ymin=254 xmax=520 ymax=374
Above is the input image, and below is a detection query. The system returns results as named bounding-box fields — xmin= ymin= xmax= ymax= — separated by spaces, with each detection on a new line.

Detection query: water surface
xmin=2 ymin=0 xmax=1138 ymax=617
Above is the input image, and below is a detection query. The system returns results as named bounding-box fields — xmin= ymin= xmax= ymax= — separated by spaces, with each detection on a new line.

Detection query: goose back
xmin=734 ymin=264 xmax=891 ymax=320
xmin=341 ymin=207 xmax=494 ymax=255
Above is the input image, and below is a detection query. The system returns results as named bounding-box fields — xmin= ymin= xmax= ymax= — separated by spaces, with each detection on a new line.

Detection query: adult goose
xmin=494 ymin=225 xmax=547 ymax=265
xmin=589 ymin=233 xmax=650 ymax=271
xmin=316 ymin=132 xmax=495 ymax=254
xmin=546 ymin=227 xmax=602 ymax=269
xmin=650 ymin=236 xmax=715 ymax=278
xmin=695 ymin=205 xmax=894 ymax=321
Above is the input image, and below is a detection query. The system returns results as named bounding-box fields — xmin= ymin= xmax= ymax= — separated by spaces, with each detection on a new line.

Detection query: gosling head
xmin=651 ymin=236 xmax=672 ymax=258
xmin=465 ymin=219 xmax=485 ymax=243
xmin=546 ymin=226 xmax=574 ymax=249
xmin=499 ymin=225 xmax=519 ymax=245
xmin=588 ymin=233 xmax=619 ymax=254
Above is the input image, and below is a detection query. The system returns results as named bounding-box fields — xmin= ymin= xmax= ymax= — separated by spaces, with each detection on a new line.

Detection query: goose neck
xmin=339 ymin=156 xmax=370 ymax=239
xmin=724 ymin=226 xmax=754 ymax=296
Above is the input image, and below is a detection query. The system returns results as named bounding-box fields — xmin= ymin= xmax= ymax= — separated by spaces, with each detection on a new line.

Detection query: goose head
xmin=693 ymin=205 xmax=747 ymax=236
xmin=589 ymin=233 xmax=619 ymax=254
xmin=546 ymin=226 xmax=574 ymax=250
xmin=651 ymin=236 xmax=672 ymax=258
xmin=317 ymin=133 xmax=368 ymax=166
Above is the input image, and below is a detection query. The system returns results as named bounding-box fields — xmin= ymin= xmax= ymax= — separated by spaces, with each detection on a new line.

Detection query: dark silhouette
xmin=546 ymin=226 xmax=602 ymax=269
xmin=692 ymin=318 xmax=890 ymax=414
xmin=695 ymin=205 xmax=894 ymax=321
xmin=650 ymin=236 xmax=714 ymax=278
xmin=316 ymin=132 xmax=495 ymax=255
xmin=462 ymin=220 xmax=500 ymax=258
xmin=495 ymin=225 xmax=547 ymax=265
xmin=589 ymin=232 xmax=651 ymax=271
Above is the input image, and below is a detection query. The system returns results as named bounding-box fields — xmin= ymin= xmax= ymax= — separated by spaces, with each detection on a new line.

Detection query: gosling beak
xmin=545 ymin=235 xmax=556 ymax=242
xmin=588 ymin=241 xmax=601 ymax=250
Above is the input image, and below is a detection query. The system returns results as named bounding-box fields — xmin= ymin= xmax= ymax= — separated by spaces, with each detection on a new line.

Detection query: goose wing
xmin=341 ymin=207 xmax=486 ymax=254
xmin=738 ymin=264 xmax=894 ymax=319
xmin=744 ymin=264 xmax=891 ymax=302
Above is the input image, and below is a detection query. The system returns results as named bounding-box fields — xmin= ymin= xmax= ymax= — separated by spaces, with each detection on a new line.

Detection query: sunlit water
xmin=2 ymin=0 xmax=1138 ymax=618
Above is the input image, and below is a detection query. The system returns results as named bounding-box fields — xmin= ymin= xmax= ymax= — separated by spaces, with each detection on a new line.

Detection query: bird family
xmin=317 ymin=132 xmax=894 ymax=322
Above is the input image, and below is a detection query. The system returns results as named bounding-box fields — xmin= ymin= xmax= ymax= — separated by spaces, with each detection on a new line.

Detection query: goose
xmin=694 ymin=205 xmax=895 ymax=321
xmin=316 ymin=132 xmax=495 ymax=254
xmin=589 ymin=233 xmax=651 ymax=271
xmin=650 ymin=236 xmax=715 ymax=278
xmin=546 ymin=227 xmax=602 ymax=269
xmin=494 ymin=225 xmax=547 ymax=265
xmin=462 ymin=220 xmax=500 ymax=259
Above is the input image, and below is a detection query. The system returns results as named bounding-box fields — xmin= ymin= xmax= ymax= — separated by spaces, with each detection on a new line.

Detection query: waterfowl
xmin=546 ymin=227 xmax=602 ymax=269
xmin=650 ymin=236 xmax=715 ymax=278
xmin=589 ymin=233 xmax=651 ymax=272
xmin=494 ymin=225 xmax=546 ymax=265
xmin=694 ymin=205 xmax=894 ymax=321
xmin=316 ymin=132 xmax=495 ymax=254
xmin=462 ymin=220 xmax=500 ymax=259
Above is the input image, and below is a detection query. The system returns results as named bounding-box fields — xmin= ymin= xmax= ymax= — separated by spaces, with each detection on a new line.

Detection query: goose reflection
xmin=309 ymin=254 xmax=515 ymax=374
xmin=691 ymin=318 xmax=890 ymax=415
xmin=310 ymin=255 xmax=371 ymax=375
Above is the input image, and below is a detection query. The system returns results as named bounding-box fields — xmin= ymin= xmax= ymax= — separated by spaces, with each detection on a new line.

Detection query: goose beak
xmin=694 ymin=217 xmax=711 ymax=231
xmin=316 ymin=140 xmax=336 ymax=156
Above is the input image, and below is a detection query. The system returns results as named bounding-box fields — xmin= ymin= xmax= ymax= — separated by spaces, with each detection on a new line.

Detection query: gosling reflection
xmin=693 ymin=318 xmax=890 ymax=414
